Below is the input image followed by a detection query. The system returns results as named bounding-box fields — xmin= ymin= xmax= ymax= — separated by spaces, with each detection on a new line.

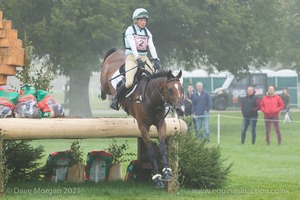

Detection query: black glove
xmin=136 ymin=58 xmax=145 ymax=69
xmin=153 ymin=58 xmax=160 ymax=71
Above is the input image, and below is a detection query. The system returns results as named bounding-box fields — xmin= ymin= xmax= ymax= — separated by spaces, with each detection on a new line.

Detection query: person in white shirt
xmin=110 ymin=8 xmax=160 ymax=110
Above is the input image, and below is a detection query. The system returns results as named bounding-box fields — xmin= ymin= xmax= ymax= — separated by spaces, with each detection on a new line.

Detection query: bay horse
xmin=100 ymin=48 xmax=184 ymax=188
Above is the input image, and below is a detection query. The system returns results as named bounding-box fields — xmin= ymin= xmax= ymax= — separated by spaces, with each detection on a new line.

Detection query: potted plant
xmin=106 ymin=139 xmax=136 ymax=181
xmin=66 ymin=140 xmax=85 ymax=183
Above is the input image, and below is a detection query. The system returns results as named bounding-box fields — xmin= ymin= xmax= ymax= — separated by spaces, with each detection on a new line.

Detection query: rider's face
xmin=137 ymin=18 xmax=147 ymax=28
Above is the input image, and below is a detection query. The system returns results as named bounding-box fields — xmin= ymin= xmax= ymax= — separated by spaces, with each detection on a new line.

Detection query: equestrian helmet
xmin=132 ymin=8 xmax=149 ymax=20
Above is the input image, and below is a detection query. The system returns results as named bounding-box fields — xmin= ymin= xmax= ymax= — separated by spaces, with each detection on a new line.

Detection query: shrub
xmin=169 ymin=117 xmax=233 ymax=189
xmin=4 ymin=140 xmax=45 ymax=182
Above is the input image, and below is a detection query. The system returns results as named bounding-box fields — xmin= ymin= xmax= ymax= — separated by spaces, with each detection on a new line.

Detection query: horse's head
xmin=165 ymin=70 xmax=184 ymax=116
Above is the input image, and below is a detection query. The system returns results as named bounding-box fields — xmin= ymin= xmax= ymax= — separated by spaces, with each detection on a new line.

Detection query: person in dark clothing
xmin=190 ymin=82 xmax=212 ymax=142
xmin=240 ymin=86 xmax=261 ymax=144
xmin=183 ymin=94 xmax=192 ymax=116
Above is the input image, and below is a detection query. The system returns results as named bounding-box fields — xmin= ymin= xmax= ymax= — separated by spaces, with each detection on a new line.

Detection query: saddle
xmin=116 ymin=64 xmax=149 ymax=99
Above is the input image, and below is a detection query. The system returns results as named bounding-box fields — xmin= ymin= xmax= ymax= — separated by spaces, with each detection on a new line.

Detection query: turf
xmin=3 ymin=110 xmax=300 ymax=200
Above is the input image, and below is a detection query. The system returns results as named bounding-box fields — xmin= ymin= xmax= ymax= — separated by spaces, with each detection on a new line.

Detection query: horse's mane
xmin=149 ymin=70 xmax=172 ymax=79
xmin=103 ymin=48 xmax=118 ymax=61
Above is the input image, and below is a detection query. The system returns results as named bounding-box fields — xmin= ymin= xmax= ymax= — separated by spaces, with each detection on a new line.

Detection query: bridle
xmin=147 ymin=75 xmax=183 ymax=118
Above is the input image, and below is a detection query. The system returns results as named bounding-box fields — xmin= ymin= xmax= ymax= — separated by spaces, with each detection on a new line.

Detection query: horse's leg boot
xmin=162 ymin=167 xmax=173 ymax=181
xmin=152 ymin=174 xmax=164 ymax=189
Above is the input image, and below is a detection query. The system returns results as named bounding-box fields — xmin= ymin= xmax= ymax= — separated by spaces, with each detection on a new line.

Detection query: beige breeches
xmin=125 ymin=54 xmax=154 ymax=88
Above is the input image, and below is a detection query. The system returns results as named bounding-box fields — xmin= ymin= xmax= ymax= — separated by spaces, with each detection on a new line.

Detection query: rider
xmin=110 ymin=8 xmax=161 ymax=110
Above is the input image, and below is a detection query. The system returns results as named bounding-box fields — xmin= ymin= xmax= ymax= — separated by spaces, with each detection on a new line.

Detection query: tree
xmin=2 ymin=0 xmax=127 ymax=117
xmin=1 ymin=0 xmax=284 ymax=116
xmin=147 ymin=0 xmax=283 ymax=74
xmin=275 ymin=0 xmax=300 ymax=72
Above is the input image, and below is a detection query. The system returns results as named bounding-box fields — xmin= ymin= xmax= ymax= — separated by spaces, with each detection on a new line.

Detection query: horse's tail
xmin=103 ymin=47 xmax=118 ymax=62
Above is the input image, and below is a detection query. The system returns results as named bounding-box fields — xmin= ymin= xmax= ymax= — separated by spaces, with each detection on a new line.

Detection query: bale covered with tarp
xmin=0 ymin=87 xmax=18 ymax=118
xmin=85 ymin=151 xmax=113 ymax=182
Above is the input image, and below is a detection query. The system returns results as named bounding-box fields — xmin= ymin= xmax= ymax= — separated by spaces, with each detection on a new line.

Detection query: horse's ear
xmin=167 ymin=70 xmax=174 ymax=79
xmin=175 ymin=70 xmax=182 ymax=79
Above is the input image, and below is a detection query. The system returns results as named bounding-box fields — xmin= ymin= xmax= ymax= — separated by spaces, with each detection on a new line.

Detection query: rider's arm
xmin=148 ymin=36 xmax=158 ymax=59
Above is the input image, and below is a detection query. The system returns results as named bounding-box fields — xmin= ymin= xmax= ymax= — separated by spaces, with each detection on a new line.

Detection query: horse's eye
xmin=167 ymin=88 xmax=173 ymax=94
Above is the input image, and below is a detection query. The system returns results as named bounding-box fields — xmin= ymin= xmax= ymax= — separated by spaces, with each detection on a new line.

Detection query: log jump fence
xmin=0 ymin=117 xmax=187 ymax=195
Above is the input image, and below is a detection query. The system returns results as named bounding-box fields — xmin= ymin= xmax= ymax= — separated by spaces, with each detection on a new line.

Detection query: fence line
xmin=208 ymin=113 xmax=299 ymax=144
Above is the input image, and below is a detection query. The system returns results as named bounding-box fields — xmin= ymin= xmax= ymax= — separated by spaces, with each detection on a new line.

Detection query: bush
xmin=169 ymin=117 xmax=233 ymax=189
xmin=4 ymin=140 xmax=45 ymax=182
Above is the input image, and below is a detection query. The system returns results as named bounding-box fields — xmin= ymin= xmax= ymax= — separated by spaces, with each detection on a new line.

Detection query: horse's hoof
xmin=152 ymin=174 xmax=164 ymax=189
xmin=162 ymin=168 xmax=173 ymax=182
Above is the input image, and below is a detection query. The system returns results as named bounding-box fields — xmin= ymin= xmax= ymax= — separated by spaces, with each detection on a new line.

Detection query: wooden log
xmin=0 ymin=53 xmax=24 ymax=66
xmin=0 ymin=38 xmax=22 ymax=48
xmin=1 ymin=118 xmax=188 ymax=140
xmin=0 ymin=65 xmax=16 ymax=75
xmin=0 ymin=20 xmax=11 ymax=29
xmin=0 ymin=11 xmax=2 ymax=20
xmin=0 ymin=29 xmax=17 ymax=39
xmin=0 ymin=75 xmax=7 ymax=85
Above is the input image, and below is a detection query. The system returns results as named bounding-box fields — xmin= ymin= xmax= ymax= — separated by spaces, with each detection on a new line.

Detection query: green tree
xmin=2 ymin=0 xmax=127 ymax=116
xmin=147 ymin=0 xmax=283 ymax=74
xmin=1 ymin=0 xmax=284 ymax=117
xmin=275 ymin=0 xmax=300 ymax=72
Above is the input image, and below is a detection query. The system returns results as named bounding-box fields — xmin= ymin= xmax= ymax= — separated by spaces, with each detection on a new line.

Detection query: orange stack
xmin=0 ymin=11 xmax=24 ymax=85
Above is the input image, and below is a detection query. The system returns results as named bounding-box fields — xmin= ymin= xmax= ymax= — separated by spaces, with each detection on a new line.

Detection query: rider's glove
xmin=153 ymin=58 xmax=160 ymax=71
xmin=136 ymin=58 xmax=145 ymax=69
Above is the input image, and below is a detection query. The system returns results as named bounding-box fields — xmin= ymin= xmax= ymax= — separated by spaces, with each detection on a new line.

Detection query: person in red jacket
xmin=260 ymin=85 xmax=284 ymax=145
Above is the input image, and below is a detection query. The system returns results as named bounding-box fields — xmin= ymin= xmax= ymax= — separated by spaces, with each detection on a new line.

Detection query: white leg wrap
xmin=152 ymin=174 xmax=161 ymax=180
xmin=162 ymin=168 xmax=172 ymax=173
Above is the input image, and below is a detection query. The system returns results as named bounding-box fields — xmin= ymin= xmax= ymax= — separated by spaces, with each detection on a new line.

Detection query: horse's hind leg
xmin=99 ymin=89 xmax=107 ymax=100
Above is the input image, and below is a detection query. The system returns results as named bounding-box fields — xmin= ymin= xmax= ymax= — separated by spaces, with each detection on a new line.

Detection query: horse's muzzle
xmin=175 ymin=101 xmax=184 ymax=117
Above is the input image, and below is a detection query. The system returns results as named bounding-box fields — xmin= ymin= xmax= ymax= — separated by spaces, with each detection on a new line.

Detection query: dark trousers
xmin=264 ymin=115 xmax=281 ymax=145
xmin=241 ymin=118 xmax=257 ymax=144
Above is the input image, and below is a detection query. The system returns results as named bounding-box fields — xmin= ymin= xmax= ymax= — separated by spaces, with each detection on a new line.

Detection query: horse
xmin=100 ymin=48 xmax=184 ymax=188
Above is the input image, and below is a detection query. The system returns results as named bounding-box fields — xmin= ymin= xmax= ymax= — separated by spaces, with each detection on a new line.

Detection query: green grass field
xmin=3 ymin=110 xmax=300 ymax=200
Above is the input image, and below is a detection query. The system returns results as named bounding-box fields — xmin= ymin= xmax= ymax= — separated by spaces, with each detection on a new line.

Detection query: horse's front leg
xmin=157 ymin=120 xmax=173 ymax=182
xmin=139 ymin=124 xmax=164 ymax=189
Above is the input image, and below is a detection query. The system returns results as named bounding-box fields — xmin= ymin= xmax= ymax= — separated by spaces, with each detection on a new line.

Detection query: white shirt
xmin=124 ymin=24 xmax=158 ymax=59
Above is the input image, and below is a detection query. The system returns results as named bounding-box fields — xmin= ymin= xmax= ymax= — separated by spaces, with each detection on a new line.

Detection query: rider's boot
xmin=110 ymin=83 xmax=126 ymax=110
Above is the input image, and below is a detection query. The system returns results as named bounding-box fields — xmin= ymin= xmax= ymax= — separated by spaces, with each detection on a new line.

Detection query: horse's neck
xmin=144 ymin=77 xmax=166 ymax=105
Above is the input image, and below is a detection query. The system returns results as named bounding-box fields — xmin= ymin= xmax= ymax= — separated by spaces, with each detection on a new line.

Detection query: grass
xmin=3 ymin=110 xmax=300 ymax=200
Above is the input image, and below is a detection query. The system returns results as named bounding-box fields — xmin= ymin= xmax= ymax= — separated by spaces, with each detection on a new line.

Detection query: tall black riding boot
xmin=110 ymin=83 xmax=126 ymax=110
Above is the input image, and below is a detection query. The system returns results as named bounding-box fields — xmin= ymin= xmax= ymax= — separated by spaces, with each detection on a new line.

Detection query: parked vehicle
xmin=211 ymin=73 xmax=271 ymax=110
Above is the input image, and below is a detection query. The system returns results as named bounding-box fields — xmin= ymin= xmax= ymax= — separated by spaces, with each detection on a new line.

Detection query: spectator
xmin=260 ymin=85 xmax=284 ymax=145
xmin=190 ymin=82 xmax=212 ymax=142
xmin=187 ymin=84 xmax=194 ymax=99
xmin=183 ymin=94 xmax=192 ymax=116
xmin=240 ymin=86 xmax=260 ymax=145
xmin=280 ymin=88 xmax=292 ymax=122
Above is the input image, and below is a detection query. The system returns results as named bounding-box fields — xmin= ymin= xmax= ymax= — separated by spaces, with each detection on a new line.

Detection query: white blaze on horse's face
xmin=174 ymin=83 xmax=181 ymax=98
